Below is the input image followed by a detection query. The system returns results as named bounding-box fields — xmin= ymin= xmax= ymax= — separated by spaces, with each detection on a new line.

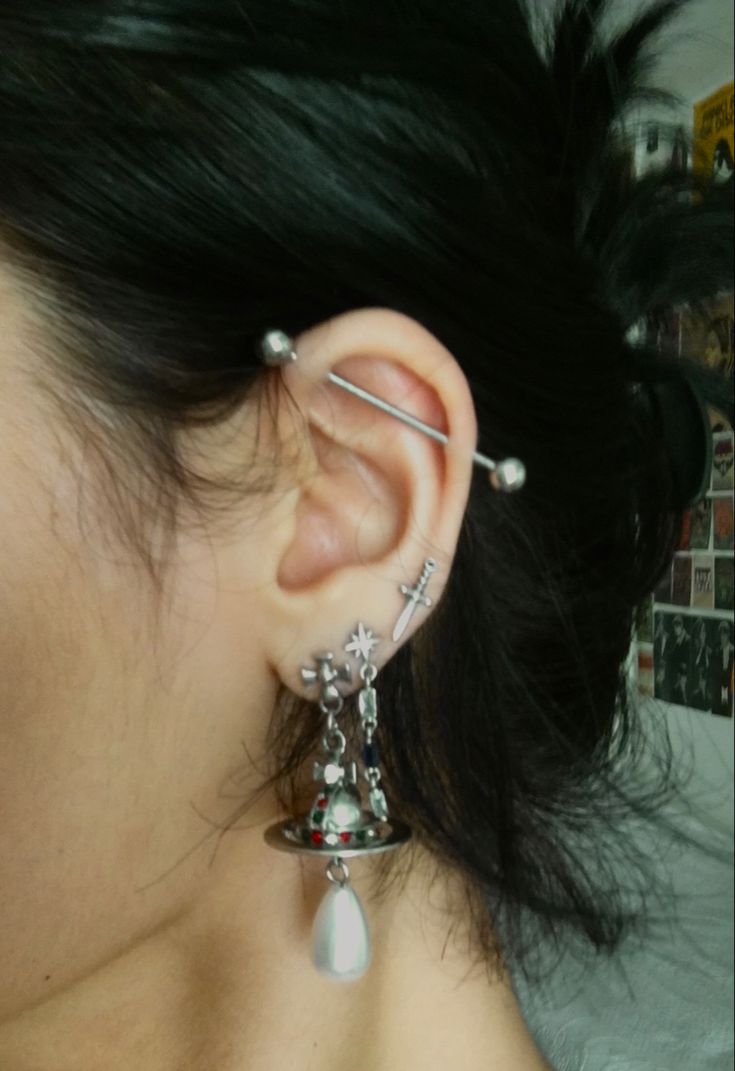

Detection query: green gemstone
xmin=312 ymin=810 xmax=324 ymax=824
xmin=355 ymin=830 xmax=367 ymax=844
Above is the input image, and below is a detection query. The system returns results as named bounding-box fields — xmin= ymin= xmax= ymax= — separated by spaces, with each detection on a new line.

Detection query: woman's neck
xmin=0 ymin=829 xmax=550 ymax=1071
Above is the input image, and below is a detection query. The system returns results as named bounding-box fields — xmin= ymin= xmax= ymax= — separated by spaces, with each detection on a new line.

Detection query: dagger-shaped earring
xmin=392 ymin=558 xmax=438 ymax=642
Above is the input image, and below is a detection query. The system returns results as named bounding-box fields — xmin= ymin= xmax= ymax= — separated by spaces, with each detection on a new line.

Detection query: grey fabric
xmin=511 ymin=701 xmax=733 ymax=1071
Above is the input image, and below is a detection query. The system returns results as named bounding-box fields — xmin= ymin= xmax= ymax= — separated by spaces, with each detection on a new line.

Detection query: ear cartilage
xmin=258 ymin=329 xmax=526 ymax=492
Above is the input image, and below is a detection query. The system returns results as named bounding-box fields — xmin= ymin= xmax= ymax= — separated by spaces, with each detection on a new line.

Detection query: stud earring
xmin=263 ymin=633 xmax=410 ymax=982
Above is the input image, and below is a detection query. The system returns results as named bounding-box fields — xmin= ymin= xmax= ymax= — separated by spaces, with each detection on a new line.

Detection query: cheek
xmin=0 ymin=399 xmax=265 ymax=1022
xmin=0 ymin=457 xmax=193 ymax=1021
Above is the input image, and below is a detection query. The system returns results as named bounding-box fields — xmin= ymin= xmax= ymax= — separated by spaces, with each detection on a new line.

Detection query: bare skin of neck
xmin=0 ymin=826 xmax=550 ymax=1071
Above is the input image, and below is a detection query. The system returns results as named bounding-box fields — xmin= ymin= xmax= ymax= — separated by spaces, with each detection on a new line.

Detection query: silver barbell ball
xmin=491 ymin=458 xmax=526 ymax=492
xmin=259 ymin=329 xmax=297 ymax=365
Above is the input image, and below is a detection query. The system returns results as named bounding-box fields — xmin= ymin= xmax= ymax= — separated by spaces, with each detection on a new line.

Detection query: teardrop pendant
xmin=311 ymin=865 xmax=371 ymax=982
xmin=263 ymin=640 xmax=411 ymax=982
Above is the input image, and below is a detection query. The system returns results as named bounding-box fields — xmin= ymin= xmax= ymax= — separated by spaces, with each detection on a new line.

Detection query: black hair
xmin=1 ymin=0 xmax=732 ymax=984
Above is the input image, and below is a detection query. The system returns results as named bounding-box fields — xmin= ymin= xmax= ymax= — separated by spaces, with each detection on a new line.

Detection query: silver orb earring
xmin=264 ymin=626 xmax=409 ymax=982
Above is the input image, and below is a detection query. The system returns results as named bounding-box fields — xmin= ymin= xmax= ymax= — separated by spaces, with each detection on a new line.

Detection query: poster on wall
xmin=679 ymin=294 xmax=734 ymax=384
xmin=693 ymin=81 xmax=734 ymax=194
xmin=713 ymin=498 xmax=734 ymax=550
xmin=715 ymin=557 xmax=734 ymax=610
xmin=692 ymin=80 xmax=734 ymax=428
xmin=653 ymin=610 xmax=734 ymax=716
xmin=692 ymin=556 xmax=714 ymax=609
xmin=671 ymin=557 xmax=692 ymax=606
xmin=689 ymin=498 xmax=712 ymax=549
xmin=712 ymin=434 xmax=734 ymax=490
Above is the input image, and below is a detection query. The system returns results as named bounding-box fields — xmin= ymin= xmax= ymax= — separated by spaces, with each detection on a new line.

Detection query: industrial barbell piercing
xmin=258 ymin=329 xmax=527 ymax=492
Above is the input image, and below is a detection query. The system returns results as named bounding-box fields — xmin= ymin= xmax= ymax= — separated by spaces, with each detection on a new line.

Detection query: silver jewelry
xmin=392 ymin=557 xmax=437 ymax=642
xmin=263 ymin=633 xmax=410 ymax=982
xmin=345 ymin=622 xmax=389 ymax=821
xmin=299 ymin=651 xmax=352 ymax=708
xmin=258 ymin=328 xmax=527 ymax=492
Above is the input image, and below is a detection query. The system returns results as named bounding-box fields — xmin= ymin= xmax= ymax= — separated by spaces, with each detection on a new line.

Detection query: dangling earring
xmin=263 ymin=624 xmax=411 ymax=982
xmin=345 ymin=622 xmax=389 ymax=823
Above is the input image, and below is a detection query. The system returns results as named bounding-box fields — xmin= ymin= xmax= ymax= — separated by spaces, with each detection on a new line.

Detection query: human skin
xmin=0 ymin=263 xmax=549 ymax=1070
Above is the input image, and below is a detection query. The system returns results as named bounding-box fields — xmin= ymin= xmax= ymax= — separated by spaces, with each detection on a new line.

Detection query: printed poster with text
xmin=693 ymin=81 xmax=734 ymax=189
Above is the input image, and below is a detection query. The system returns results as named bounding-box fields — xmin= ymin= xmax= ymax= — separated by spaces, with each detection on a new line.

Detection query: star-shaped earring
xmin=345 ymin=622 xmax=380 ymax=662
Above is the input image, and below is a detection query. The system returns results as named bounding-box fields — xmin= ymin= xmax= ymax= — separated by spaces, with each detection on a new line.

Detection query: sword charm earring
xmin=393 ymin=558 xmax=438 ymax=642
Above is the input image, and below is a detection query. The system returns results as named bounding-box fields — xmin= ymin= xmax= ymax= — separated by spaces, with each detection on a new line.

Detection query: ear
xmin=254 ymin=306 xmax=478 ymax=697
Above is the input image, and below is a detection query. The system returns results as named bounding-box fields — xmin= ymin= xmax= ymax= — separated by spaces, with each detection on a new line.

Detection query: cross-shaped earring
xmin=300 ymin=652 xmax=352 ymax=706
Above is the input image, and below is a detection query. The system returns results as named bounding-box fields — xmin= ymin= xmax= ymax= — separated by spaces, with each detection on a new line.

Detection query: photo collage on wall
xmin=636 ymin=429 xmax=734 ymax=717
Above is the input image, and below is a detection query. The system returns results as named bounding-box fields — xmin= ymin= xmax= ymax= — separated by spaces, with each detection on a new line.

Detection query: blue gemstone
xmin=362 ymin=741 xmax=379 ymax=768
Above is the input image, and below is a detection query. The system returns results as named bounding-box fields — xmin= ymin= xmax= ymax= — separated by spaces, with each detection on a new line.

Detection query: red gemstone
xmin=339 ymin=831 xmax=352 ymax=843
xmin=310 ymin=831 xmax=323 ymax=844
xmin=318 ymin=797 xmax=328 ymax=808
